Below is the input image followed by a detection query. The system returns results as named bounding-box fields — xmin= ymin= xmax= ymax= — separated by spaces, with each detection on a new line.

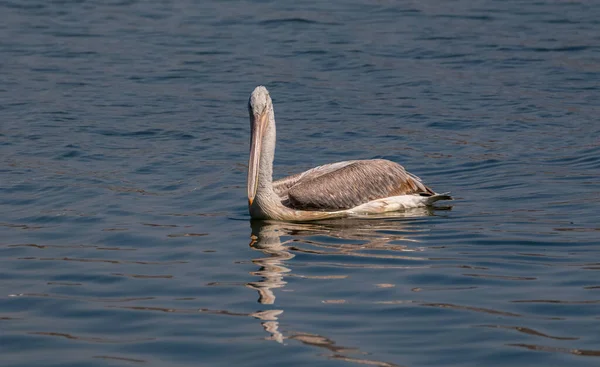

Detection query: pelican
xmin=247 ymin=86 xmax=452 ymax=221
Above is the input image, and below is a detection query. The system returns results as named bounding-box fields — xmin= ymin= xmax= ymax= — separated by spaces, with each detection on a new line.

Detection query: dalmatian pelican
xmin=247 ymin=86 xmax=451 ymax=221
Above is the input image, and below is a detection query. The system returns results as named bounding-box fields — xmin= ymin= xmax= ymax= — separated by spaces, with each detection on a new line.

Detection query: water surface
xmin=1 ymin=0 xmax=599 ymax=366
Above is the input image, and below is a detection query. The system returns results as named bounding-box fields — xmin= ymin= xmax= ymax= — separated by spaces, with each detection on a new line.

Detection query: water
xmin=1 ymin=0 xmax=599 ymax=366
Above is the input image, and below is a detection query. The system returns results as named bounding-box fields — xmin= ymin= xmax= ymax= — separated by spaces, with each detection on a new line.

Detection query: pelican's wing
xmin=283 ymin=159 xmax=434 ymax=210
xmin=273 ymin=160 xmax=358 ymax=198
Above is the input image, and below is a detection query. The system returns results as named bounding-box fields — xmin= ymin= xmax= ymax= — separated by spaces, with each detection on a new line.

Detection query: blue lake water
xmin=1 ymin=0 xmax=599 ymax=366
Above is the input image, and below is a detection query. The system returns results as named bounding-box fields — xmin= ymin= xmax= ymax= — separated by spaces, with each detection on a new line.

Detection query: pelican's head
xmin=247 ymin=86 xmax=273 ymax=208
xmin=248 ymin=86 xmax=272 ymax=117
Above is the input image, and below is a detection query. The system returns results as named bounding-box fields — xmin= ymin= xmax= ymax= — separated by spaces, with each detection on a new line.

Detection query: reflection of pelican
xmin=247 ymin=213 xmax=436 ymax=304
xmin=247 ymin=86 xmax=452 ymax=221
xmin=248 ymin=214 xmax=436 ymax=277
xmin=246 ymin=221 xmax=295 ymax=305
xmin=247 ymin=219 xmax=416 ymax=364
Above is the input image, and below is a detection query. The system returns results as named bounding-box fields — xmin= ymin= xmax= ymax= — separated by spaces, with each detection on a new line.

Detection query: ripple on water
xmin=1 ymin=0 xmax=600 ymax=366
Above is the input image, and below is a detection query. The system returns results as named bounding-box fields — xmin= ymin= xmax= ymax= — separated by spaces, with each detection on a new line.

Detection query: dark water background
xmin=1 ymin=0 xmax=599 ymax=366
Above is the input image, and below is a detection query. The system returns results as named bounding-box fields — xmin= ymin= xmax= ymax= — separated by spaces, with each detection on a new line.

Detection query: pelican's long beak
xmin=248 ymin=110 xmax=268 ymax=207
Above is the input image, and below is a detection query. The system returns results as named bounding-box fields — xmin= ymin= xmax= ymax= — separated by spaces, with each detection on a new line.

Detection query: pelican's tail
xmin=426 ymin=192 xmax=453 ymax=205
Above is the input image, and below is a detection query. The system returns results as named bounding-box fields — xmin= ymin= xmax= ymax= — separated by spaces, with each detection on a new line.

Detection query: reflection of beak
xmin=248 ymin=111 xmax=268 ymax=207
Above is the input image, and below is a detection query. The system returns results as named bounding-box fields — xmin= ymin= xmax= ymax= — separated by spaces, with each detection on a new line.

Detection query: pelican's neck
xmin=257 ymin=113 xmax=276 ymax=193
xmin=251 ymin=109 xmax=283 ymax=222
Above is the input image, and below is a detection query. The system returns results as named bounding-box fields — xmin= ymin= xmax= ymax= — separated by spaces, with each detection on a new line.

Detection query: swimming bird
xmin=247 ymin=86 xmax=452 ymax=221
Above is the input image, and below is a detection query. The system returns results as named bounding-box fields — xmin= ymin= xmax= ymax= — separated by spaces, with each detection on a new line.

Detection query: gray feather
xmin=274 ymin=159 xmax=435 ymax=210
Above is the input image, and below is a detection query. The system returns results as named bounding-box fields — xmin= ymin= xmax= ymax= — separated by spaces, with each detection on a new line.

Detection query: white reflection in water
xmin=245 ymin=208 xmax=442 ymax=365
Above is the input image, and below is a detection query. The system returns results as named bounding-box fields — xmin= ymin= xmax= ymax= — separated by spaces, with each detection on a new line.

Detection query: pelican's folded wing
xmin=284 ymin=159 xmax=433 ymax=210
xmin=273 ymin=160 xmax=358 ymax=198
